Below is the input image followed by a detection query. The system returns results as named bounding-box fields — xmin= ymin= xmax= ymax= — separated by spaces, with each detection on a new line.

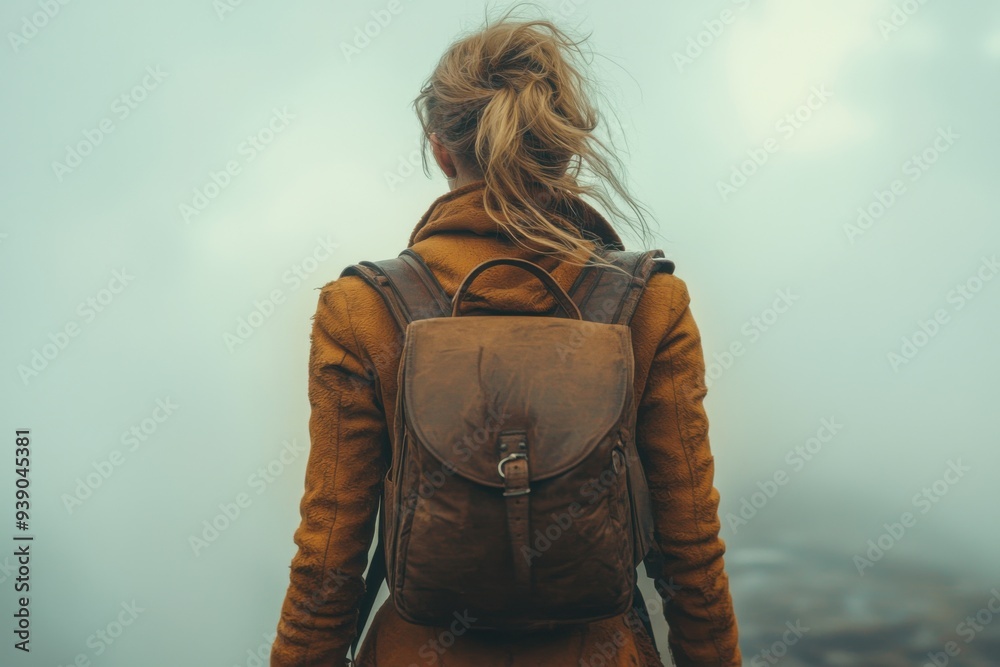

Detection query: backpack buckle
xmin=497 ymin=453 xmax=527 ymax=480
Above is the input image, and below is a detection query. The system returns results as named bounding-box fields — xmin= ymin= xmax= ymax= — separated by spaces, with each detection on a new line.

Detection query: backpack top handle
xmin=451 ymin=257 xmax=583 ymax=320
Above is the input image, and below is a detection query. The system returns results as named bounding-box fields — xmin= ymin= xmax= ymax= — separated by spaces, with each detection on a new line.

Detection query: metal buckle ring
xmin=497 ymin=453 xmax=527 ymax=479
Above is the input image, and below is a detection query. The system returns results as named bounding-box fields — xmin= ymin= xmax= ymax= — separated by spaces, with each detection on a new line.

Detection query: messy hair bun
xmin=413 ymin=7 xmax=655 ymax=267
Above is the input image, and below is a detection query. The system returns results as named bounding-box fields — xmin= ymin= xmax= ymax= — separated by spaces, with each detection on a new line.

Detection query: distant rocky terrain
xmin=724 ymin=539 xmax=1000 ymax=666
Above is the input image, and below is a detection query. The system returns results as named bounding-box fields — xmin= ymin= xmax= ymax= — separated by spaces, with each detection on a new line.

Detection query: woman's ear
xmin=429 ymin=133 xmax=458 ymax=179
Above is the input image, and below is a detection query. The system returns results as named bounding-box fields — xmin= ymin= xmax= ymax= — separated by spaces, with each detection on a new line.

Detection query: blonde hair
xmin=413 ymin=5 xmax=656 ymax=269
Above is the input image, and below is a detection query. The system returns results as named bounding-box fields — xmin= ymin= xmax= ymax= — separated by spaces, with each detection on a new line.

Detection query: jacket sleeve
xmin=635 ymin=278 xmax=742 ymax=667
xmin=271 ymin=280 xmax=388 ymax=667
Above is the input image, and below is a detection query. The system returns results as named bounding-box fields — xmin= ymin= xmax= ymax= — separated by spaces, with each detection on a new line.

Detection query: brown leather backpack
xmin=341 ymin=247 xmax=674 ymax=655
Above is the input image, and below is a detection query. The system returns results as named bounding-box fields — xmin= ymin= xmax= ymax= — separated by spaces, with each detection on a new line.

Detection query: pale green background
xmin=1 ymin=0 xmax=998 ymax=665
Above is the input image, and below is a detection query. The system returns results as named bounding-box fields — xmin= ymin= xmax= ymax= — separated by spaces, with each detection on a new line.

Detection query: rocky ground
xmin=723 ymin=540 xmax=1000 ymax=666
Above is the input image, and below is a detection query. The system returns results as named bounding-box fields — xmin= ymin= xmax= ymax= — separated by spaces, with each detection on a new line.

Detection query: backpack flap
xmin=402 ymin=316 xmax=632 ymax=486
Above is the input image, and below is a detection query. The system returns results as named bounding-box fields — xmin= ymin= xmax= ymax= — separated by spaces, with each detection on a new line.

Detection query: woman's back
xmin=270 ymin=13 xmax=740 ymax=667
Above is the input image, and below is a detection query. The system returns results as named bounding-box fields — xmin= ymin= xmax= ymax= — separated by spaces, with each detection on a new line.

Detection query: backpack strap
xmin=339 ymin=248 xmax=451 ymax=334
xmin=630 ymin=580 xmax=659 ymax=659
xmin=570 ymin=247 xmax=673 ymax=658
xmin=339 ymin=249 xmax=448 ymax=663
xmin=341 ymin=247 xmax=676 ymax=332
xmin=568 ymin=248 xmax=674 ymax=326
xmin=350 ymin=505 xmax=386 ymax=663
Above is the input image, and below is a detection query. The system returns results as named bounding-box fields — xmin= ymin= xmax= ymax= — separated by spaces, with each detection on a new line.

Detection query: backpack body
xmin=341 ymin=247 xmax=674 ymax=636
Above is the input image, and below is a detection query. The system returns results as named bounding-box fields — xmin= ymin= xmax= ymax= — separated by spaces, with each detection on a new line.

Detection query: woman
xmin=270 ymin=13 xmax=741 ymax=667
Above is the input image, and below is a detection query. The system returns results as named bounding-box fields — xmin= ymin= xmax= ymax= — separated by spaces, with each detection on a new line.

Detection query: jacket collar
xmin=407 ymin=179 xmax=625 ymax=250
